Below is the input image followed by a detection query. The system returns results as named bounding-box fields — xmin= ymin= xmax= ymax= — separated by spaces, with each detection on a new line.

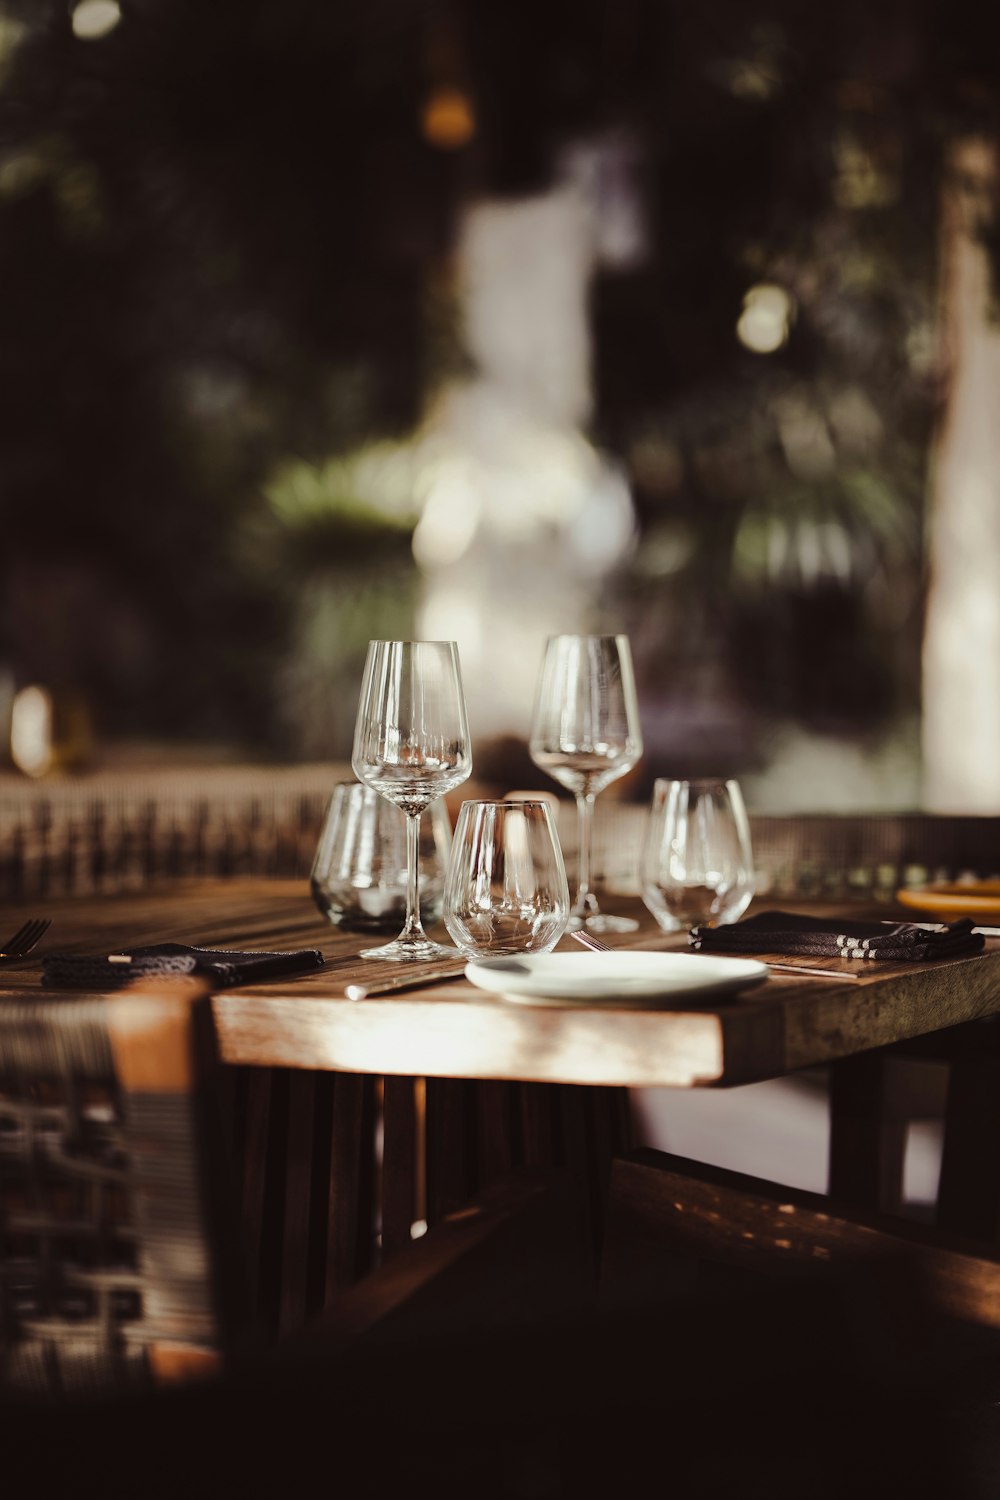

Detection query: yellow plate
xmin=896 ymin=881 xmax=1000 ymax=919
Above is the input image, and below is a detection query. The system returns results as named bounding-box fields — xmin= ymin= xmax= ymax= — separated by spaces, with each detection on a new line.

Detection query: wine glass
xmin=352 ymin=640 xmax=472 ymax=960
xmin=443 ymin=800 xmax=570 ymax=957
xmin=640 ymin=778 xmax=755 ymax=932
xmin=528 ymin=634 xmax=643 ymax=933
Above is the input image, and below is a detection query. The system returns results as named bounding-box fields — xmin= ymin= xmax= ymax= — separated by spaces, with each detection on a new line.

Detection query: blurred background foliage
xmin=0 ymin=0 xmax=998 ymax=769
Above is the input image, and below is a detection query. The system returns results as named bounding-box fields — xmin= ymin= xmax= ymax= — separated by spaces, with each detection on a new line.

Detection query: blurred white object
xmin=631 ymin=1075 xmax=943 ymax=1208
xmin=10 ymin=685 xmax=54 ymax=778
xmin=412 ymin=184 xmax=637 ymax=739
xmin=556 ymin=128 xmax=649 ymax=272
xmin=460 ymin=188 xmax=594 ymax=429
xmin=923 ymin=137 xmax=1000 ymax=811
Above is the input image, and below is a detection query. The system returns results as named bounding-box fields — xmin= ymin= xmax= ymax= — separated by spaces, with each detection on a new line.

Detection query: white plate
xmin=465 ymin=951 xmax=769 ymax=1008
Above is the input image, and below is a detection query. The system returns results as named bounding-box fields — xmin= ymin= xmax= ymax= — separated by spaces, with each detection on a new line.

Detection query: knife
xmin=345 ymin=966 xmax=467 ymax=1000
xmin=765 ymin=962 xmax=863 ymax=980
xmin=888 ymin=923 xmax=1000 ymax=937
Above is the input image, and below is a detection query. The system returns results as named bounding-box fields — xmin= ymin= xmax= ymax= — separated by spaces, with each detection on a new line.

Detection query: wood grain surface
xmin=7 ymin=878 xmax=1000 ymax=1088
xmin=602 ymin=1148 xmax=1000 ymax=1330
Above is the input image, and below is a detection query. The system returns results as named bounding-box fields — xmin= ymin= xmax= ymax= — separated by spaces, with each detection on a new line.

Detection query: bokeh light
xmin=736 ymin=283 xmax=794 ymax=353
xmin=421 ymin=88 xmax=476 ymax=150
xmin=71 ymin=1 xmax=121 ymax=41
xmin=10 ymin=686 xmax=53 ymax=778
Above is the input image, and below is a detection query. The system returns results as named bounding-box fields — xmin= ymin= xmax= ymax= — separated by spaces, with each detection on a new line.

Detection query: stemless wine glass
xmin=309 ymin=782 xmax=452 ymax=932
xmin=640 ymin=778 xmax=755 ymax=932
xmin=352 ymin=640 xmax=472 ymax=961
xmin=443 ymin=800 xmax=570 ymax=957
xmin=529 ymin=634 xmax=643 ymax=933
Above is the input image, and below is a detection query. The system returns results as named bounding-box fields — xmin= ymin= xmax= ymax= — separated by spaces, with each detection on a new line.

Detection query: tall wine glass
xmin=352 ymin=640 xmax=472 ymax=961
xmin=529 ymin=634 xmax=643 ymax=933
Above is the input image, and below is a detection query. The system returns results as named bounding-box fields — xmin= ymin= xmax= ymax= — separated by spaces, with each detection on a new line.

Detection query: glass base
xmin=565 ymin=911 xmax=641 ymax=935
xmin=584 ymin=912 xmax=640 ymax=934
xmin=359 ymin=935 xmax=458 ymax=962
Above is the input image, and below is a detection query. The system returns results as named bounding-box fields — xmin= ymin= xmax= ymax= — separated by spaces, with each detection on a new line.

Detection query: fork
xmin=569 ymin=927 xmax=863 ymax=980
xmin=0 ymin=917 xmax=51 ymax=964
xmin=570 ymin=930 xmax=615 ymax=955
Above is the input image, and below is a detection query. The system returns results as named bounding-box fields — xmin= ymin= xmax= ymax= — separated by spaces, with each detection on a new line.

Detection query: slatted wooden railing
xmin=4 ymin=765 xmax=1000 ymax=903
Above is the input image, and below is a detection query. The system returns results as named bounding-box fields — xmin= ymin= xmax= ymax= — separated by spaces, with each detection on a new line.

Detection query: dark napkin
xmin=42 ymin=941 xmax=325 ymax=991
xmin=689 ymin=910 xmax=985 ymax=961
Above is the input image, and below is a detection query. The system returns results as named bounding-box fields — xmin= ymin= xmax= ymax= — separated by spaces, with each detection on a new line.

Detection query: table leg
xmin=225 ymin=1070 xmax=632 ymax=1326
xmin=380 ymin=1076 xmax=419 ymax=1259
xmin=937 ymin=1052 xmax=1000 ymax=1241
xmin=425 ymin=1081 xmax=631 ymax=1263
xmin=828 ymin=1052 xmax=906 ymax=1213
xmin=225 ymin=1065 xmax=381 ymax=1335
xmin=325 ymin=1072 xmax=377 ymax=1302
xmin=425 ymin=1078 xmax=479 ymax=1223
xmin=279 ymin=1072 xmax=319 ymax=1335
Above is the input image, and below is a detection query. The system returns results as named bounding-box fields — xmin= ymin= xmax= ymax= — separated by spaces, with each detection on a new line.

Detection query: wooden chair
xmin=0 ymin=966 xmax=589 ymax=1496
xmin=1 ymin=969 xmax=607 ymax=1488
xmin=597 ymin=1148 xmax=1000 ymax=1495
xmin=2 ymin=1160 xmax=592 ymax=1500
xmin=601 ymin=1147 xmax=1000 ymax=1329
xmin=0 ymin=975 xmax=255 ymax=1391
xmin=0 ymin=973 xmax=588 ymax=1399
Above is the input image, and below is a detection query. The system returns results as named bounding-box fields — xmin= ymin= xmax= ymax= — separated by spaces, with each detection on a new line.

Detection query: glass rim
xmin=366 ymin=638 xmax=460 ymax=647
xmin=542 ymin=632 xmax=630 ymax=644
xmin=457 ymin=798 xmax=555 ymax=810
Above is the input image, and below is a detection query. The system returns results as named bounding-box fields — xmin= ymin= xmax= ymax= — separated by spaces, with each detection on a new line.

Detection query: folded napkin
xmin=42 ymin=942 xmax=325 ymax=991
xmin=689 ymin=910 xmax=985 ymax=961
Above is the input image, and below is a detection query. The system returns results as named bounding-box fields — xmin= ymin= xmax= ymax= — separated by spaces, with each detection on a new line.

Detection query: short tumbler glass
xmin=443 ymin=800 xmax=571 ymax=958
xmin=640 ymin=777 xmax=755 ymax=932
xmin=310 ymin=782 xmax=452 ymax=933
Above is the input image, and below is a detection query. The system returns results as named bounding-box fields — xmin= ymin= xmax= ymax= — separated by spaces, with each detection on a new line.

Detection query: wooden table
xmin=7 ymin=877 xmax=1000 ymax=1325
xmin=7 ymin=877 xmax=999 ymax=1089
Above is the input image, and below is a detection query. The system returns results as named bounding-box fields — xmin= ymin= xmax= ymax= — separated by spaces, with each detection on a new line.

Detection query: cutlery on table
xmin=885 ymin=921 xmax=1000 ymax=937
xmin=0 ymin=918 xmax=51 ymax=964
xmin=345 ymin=964 xmax=467 ymax=1000
xmin=569 ymin=927 xmax=864 ymax=980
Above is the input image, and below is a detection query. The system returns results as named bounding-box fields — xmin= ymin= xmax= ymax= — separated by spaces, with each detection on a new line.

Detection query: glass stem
xmin=574 ymin=792 xmax=600 ymax=918
xmin=400 ymin=811 xmax=427 ymax=942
